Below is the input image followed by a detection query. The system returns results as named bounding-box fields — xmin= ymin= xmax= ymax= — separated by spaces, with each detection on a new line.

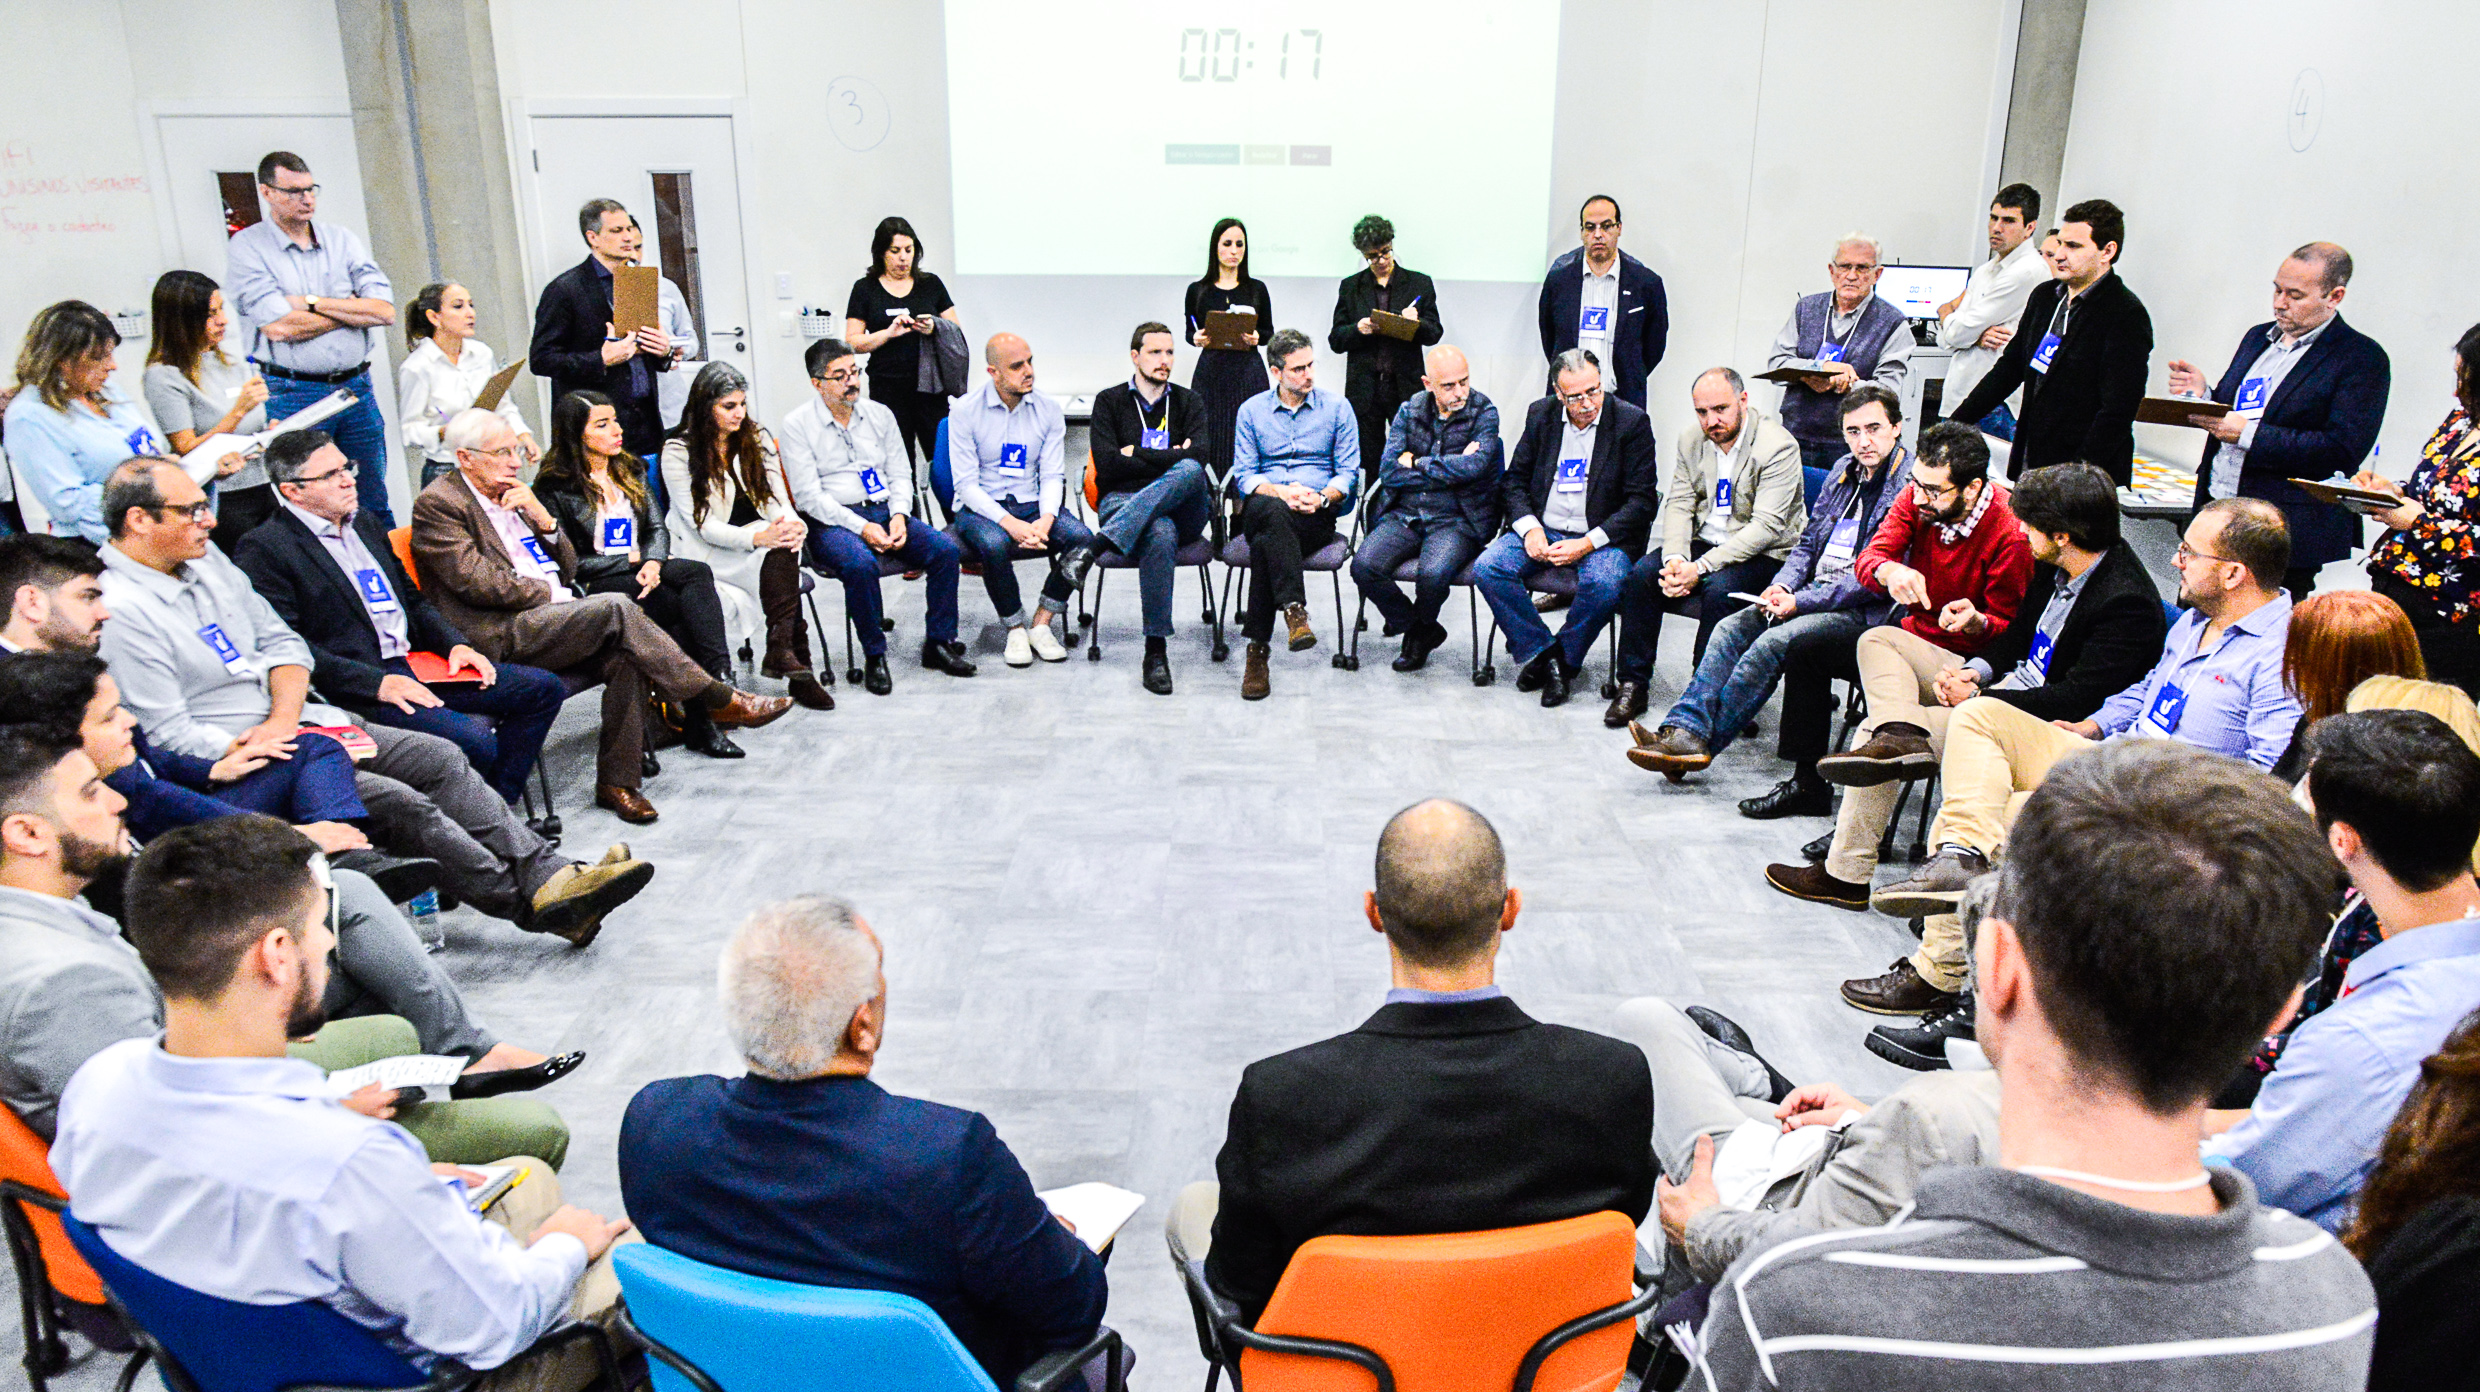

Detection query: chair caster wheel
xmin=1475 ymin=668 xmax=1496 ymax=687
xmin=1332 ymin=654 xmax=1353 ymax=670
xmin=540 ymin=813 xmax=565 ymax=838
xmin=1212 ymin=643 xmax=1230 ymax=662
xmin=1087 ymin=648 xmax=1102 ymax=662
xmin=847 ymin=668 xmax=865 ymax=684
xmin=1600 ymin=680 xmax=1618 ymax=700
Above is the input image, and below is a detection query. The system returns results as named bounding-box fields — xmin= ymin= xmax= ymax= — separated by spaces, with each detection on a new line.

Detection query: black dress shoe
xmin=449 ymin=1051 xmax=587 ymax=1100
xmin=921 ymin=640 xmax=978 ymax=677
xmin=1514 ymin=649 xmax=1556 ymax=692
xmin=1053 ymin=539 xmax=1108 ymax=594
xmin=1540 ymin=661 xmax=1575 ymax=708
xmin=1739 ymin=775 xmax=1833 ymax=820
xmin=683 ymin=722 xmax=745 ymax=758
xmin=1866 ymin=993 xmax=1976 ymax=1071
xmin=1683 ymin=1006 xmax=1797 ymax=1103
xmin=640 ymin=748 xmax=661 ymax=778
xmin=1142 ymin=648 xmax=1174 ymax=696
xmin=1392 ymin=622 xmax=1447 ymax=673
xmin=1800 ymin=830 xmax=1835 ymax=862
xmin=329 ymin=850 xmax=444 ymax=904
xmin=864 ymin=654 xmax=894 ymax=696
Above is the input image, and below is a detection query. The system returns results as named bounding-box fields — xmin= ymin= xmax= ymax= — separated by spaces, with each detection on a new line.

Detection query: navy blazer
xmin=619 ymin=1073 xmax=1106 ymax=1385
xmin=232 ymin=505 xmax=470 ymax=708
xmin=1536 ymin=249 xmax=1669 ymax=409
xmin=1500 ymin=395 xmax=1662 ymax=556
xmin=2186 ymin=313 xmax=2390 ymax=570
xmin=531 ymin=256 xmax=674 ymax=457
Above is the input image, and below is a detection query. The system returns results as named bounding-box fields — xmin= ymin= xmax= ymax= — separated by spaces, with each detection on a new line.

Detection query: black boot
xmin=864 ymin=654 xmax=893 ymax=696
xmin=680 ymin=701 xmax=744 ymax=758
xmin=1142 ymin=640 xmax=1174 ymax=696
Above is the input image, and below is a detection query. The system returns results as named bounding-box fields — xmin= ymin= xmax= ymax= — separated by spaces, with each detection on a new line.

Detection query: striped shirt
xmin=1691 ymin=1166 xmax=2374 ymax=1391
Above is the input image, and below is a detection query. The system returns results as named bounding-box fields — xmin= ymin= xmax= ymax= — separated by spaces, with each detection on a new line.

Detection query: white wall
xmin=485 ymin=0 xmax=2017 ymax=449
xmin=2061 ymin=0 xmax=2468 ymax=478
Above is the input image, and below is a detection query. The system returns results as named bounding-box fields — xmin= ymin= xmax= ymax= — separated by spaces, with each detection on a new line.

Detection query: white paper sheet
xmin=1038 ymin=1182 xmax=1145 ymax=1253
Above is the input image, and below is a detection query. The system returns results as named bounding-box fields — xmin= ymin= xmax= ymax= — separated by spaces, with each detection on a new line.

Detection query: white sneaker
xmin=1026 ymin=622 xmax=1068 ymax=663
xmin=1004 ymin=627 xmax=1034 ymax=667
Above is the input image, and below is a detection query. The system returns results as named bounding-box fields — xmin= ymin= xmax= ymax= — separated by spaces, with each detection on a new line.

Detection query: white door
xmin=526 ymin=116 xmax=752 ymax=425
xmin=148 ymin=113 xmax=405 ymax=496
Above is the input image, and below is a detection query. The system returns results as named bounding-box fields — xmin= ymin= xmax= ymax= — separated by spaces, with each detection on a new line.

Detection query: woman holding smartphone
xmin=1184 ymin=217 xmax=1274 ymax=476
xmin=843 ymin=216 xmax=962 ymax=473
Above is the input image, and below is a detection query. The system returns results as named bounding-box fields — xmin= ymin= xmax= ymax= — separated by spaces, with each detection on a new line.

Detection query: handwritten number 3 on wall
xmin=825 ymin=77 xmax=891 ymax=153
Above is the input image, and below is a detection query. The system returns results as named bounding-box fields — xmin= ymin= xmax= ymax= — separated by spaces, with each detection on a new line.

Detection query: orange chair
xmin=1169 ymin=1210 xmax=1653 ymax=1392
xmin=387 ymin=525 xmax=421 ymax=589
xmin=1 ymin=1103 xmax=109 ymax=1388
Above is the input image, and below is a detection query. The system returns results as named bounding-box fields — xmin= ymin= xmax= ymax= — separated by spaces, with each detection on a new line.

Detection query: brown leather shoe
xmin=1242 ymin=641 xmax=1271 ymax=700
xmin=1283 ymin=602 xmax=1316 ymax=652
xmin=594 ymin=783 xmax=659 ymax=825
xmin=1765 ymin=861 xmax=1871 ymax=910
xmin=1840 ymin=958 xmax=1957 ymax=1016
xmin=1601 ymin=681 xmax=1649 ymax=729
xmin=786 ymin=671 xmax=835 ymax=710
xmin=1624 ymin=725 xmax=1713 ymax=779
xmin=530 ymin=855 xmax=656 ymax=946
xmin=1627 ymin=718 xmax=1662 ymax=748
xmin=708 ymin=690 xmax=795 ymax=730
xmin=1818 ymin=721 xmax=1936 ymax=787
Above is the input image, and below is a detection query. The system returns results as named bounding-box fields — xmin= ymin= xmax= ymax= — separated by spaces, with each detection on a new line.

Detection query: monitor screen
xmin=1875 ymin=265 xmax=1973 ymax=320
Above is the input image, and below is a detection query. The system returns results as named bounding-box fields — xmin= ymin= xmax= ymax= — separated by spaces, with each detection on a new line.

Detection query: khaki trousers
xmin=474 ymin=1160 xmax=644 ymax=1392
xmin=497 ymin=592 xmax=718 ymax=790
xmin=1825 ymin=628 xmax=1958 ymax=884
xmin=1925 ymin=695 xmax=2097 ymax=857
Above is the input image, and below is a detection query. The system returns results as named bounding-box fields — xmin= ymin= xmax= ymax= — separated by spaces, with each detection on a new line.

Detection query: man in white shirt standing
xmin=1935 ymin=184 xmax=2049 ymax=440
xmin=53 ymin=815 xmax=634 ymax=1392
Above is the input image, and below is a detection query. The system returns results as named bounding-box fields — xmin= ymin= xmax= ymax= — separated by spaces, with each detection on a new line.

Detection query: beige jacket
xmin=1659 ymin=409 xmax=1806 ymax=571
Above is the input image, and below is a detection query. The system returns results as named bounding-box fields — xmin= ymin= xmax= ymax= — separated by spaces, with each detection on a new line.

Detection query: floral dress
xmin=2367 ymin=408 xmax=2480 ymax=626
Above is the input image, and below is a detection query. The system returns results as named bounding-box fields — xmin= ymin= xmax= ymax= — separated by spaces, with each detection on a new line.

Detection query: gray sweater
xmin=0 ymin=886 xmax=160 ymax=1140
xmin=1695 ymin=1166 xmax=2375 ymax=1390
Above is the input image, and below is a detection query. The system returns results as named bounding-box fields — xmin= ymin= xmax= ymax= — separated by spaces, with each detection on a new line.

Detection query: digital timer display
xmin=1177 ymin=28 xmax=1323 ymax=82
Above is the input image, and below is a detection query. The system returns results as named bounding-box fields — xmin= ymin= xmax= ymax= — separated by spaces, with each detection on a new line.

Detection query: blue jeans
xmin=1614 ymin=547 xmax=1783 ymax=683
xmin=806 ymin=503 xmax=962 ymax=654
xmin=1661 ymin=605 xmax=1872 ymax=755
xmin=211 ymin=728 xmax=366 ymax=822
xmin=355 ymin=657 xmax=567 ymax=805
xmin=1472 ymin=530 xmax=1633 ymax=670
xmin=266 ymin=369 xmax=394 ymax=523
xmin=951 ymin=498 xmax=1095 ymax=625
xmin=1352 ymin=514 xmax=1481 ymax=638
xmin=1096 ymin=461 xmax=1211 ymax=638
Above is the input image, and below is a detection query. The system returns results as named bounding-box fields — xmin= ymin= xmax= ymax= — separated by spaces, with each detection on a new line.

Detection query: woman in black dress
xmin=1183 ymin=217 xmax=1273 ymax=478
xmin=843 ymin=216 xmax=962 ymax=474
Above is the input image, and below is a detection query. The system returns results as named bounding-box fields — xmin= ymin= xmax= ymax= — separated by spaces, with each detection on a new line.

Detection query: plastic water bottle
xmin=408 ymin=889 xmax=444 ymax=951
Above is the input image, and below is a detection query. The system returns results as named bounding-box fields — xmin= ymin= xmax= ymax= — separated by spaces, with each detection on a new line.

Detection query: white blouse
xmin=398 ymin=337 xmax=532 ymax=463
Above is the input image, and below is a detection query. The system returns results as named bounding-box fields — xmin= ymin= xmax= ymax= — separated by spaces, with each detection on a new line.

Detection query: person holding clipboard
xmin=1184 ymin=217 xmax=1274 ymax=476
xmin=1329 ymin=215 xmax=1443 ymax=485
xmin=843 ymin=216 xmax=963 ymax=474
xmin=400 ymin=282 xmax=538 ymax=491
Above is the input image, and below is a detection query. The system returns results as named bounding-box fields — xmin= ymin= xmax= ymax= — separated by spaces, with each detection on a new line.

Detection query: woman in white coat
xmin=659 ymin=362 xmax=829 ymax=708
xmin=399 ymin=282 xmax=536 ymax=490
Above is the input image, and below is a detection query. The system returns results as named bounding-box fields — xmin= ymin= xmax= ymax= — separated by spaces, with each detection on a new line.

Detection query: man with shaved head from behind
xmin=1174 ymin=799 xmax=1656 ymax=1323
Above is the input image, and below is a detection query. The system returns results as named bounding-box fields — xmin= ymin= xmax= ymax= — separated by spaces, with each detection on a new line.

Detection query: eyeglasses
xmin=1581 ymin=219 xmax=1619 ymax=234
xmin=1558 ymin=385 xmax=1604 ymax=406
xmin=463 ymin=445 xmax=521 ymax=461
xmin=2174 ymin=541 xmax=2239 ymax=565
xmin=290 ymin=467 xmax=352 ymax=488
xmin=265 ymin=183 xmax=320 ymax=200
xmin=1363 ymin=247 xmax=1395 ymax=261
xmin=153 ymin=500 xmax=214 ymax=523
xmin=1829 ymin=261 xmax=1878 ymax=276
xmin=816 ymin=368 xmax=862 ymax=384
xmin=1913 ymin=480 xmax=1962 ymax=501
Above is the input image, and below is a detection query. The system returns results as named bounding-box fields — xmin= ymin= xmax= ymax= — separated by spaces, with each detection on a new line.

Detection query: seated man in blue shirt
xmin=1231 ymin=328 xmax=1359 ymax=699
xmin=619 ymin=897 xmax=1113 ymax=1388
xmin=50 ymin=816 xmax=632 ymax=1383
xmin=946 ymin=333 xmax=1096 ymax=669
xmin=1350 ymin=344 xmax=1502 ymax=673
xmin=2206 ymin=709 xmax=2480 ymax=1232
xmin=1872 ymin=497 xmax=2302 ymax=918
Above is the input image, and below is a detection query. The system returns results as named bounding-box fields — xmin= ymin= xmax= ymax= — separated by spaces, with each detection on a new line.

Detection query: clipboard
xmin=2135 ymin=395 xmax=2230 ymax=427
xmin=1755 ymin=359 xmax=1839 ymax=384
xmin=1369 ymin=309 xmax=1422 ymax=342
xmin=1201 ymin=308 xmax=1257 ymax=351
xmin=2291 ymin=477 xmax=2402 ymax=514
xmin=474 ymin=357 xmax=526 ymax=413
xmin=611 ymin=266 xmax=662 ymax=338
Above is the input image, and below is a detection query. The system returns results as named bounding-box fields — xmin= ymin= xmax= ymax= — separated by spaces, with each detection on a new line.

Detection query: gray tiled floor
xmin=9 ymin=560 xmax=1942 ymax=1392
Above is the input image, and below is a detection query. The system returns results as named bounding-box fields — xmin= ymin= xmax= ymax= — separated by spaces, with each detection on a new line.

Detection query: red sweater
xmin=1852 ymin=484 xmax=2034 ymax=653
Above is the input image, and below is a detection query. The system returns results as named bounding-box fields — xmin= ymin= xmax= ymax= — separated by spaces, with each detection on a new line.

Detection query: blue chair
xmin=613 ymin=1244 xmax=1124 ymax=1392
xmin=54 ymin=1206 xmax=614 ymax=1392
xmin=1800 ymin=464 xmax=1830 ymax=513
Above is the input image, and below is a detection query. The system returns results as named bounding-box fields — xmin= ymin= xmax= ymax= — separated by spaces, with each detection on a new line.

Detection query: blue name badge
xmin=1580 ymin=305 xmax=1611 ymax=335
xmin=600 ymin=516 xmax=635 ymax=552
xmin=354 ymin=567 xmax=399 ymax=612
xmin=1555 ymin=455 xmax=1588 ymax=493
xmin=857 ymin=466 xmax=889 ymax=499
xmin=2028 ymin=630 xmax=2055 ymax=677
xmin=1139 ymin=426 xmax=1171 ymax=450
xmin=2235 ymin=376 xmax=2271 ymax=413
xmin=1815 ymin=342 xmax=1847 ymax=365
xmin=195 ymin=622 xmax=248 ymax=673
xmin=517 ymin=534 xmax=555 ymax=568
xmin=1715 ymin=477 xmax=1735 ymax=510
xmin=997 ymin=442 xmax=1030 ymax=477
xmin=2029 ymin=331 xmax=2063 ymax=373
xmin=1821 ymin=516 xmax=1863 ymax=568
xmin=2143 ymin=682 xmax=2189 ymax=737
xmin=126 ymin=424 xmax=163 ymax=456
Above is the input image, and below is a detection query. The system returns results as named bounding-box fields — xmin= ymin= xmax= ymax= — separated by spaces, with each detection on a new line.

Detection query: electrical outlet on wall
xmin=775 ymin=272 xmax=794 ymax=299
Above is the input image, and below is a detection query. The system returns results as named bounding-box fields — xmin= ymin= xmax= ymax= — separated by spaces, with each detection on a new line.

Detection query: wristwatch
xmin=305 ymin=295 xmax=321 ymax=314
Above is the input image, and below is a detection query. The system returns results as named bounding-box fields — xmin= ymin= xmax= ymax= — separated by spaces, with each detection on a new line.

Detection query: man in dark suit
xmin=1195 ymin=799 xmax=1655 ymax=1324
xmin=1537 ymin=195 xmax=1669 ymax=410
xmin=1942 ymin=199 xmax=2154 ymax=485
xmin=1328 ymin=215 xmax=1443 ymax=485
xmin=1472 ymin=351 xmax=1661 ymax=707
xmin=530 ymin=198 xmax=678 ymax=459
xmin=619 ymin=896 xmax=1114 ymax=1388
xmin=410 ymin=409 xmax=789 ymax=825
xmin=2169 ymin=242 xmax=2390 ymax=597
xmin=233 ymin=430 xmax=565 ymax=806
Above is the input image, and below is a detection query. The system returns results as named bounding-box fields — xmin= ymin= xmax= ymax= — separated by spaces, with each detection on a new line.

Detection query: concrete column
xmin=1998 ymin=0 xmax=2088 ymax=206
xmin=332 ymin=0 xmax=539 ymax=424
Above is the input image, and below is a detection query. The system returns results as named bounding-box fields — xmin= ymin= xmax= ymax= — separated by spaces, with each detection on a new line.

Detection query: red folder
xmin=405 ymin=651 xmax=485 ymax=684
